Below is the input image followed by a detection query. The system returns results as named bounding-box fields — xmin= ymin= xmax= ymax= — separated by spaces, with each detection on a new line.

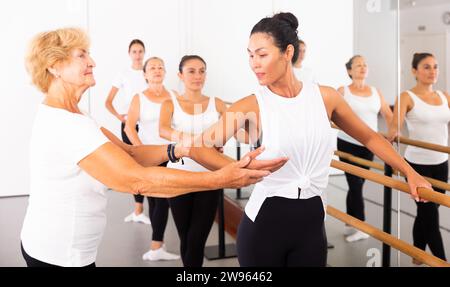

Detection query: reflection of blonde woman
xmin=105 ymin=39 xmax=149 ymax=224
xmin=389 ymin=53 xmax=450 ymax=263
xmin=20 ymin=28 xmax=280 ymax=267
xmin=125 ymin=57 xmax=179 ymax=261
xmin=337 ymin=55 xmax=393 ymax=243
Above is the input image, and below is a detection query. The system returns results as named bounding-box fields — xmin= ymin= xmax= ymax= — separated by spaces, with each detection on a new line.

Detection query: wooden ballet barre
xmin=331 ymin=122 xmax=450 ymax=155
xmin=326 ymin=206 xmax=450 ymax=267
xmin=330 ymin=160 xmax=450 ymax=208
xmin=334 ymin=150 xmax=450 ymax=192
xmin=384 ymin=133 xmax=450 ymax=155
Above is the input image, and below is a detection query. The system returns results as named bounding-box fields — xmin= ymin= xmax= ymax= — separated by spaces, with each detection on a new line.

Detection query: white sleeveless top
xmin=337 ymin=86 xmax=381 ymax=146
xmin=404 ymin=90 xmax=450 ymax=165
xmin=245 ymin=81 xmax=335 ymax=222
xmin=137 ymin=91 xmax=172 ymax=145
xmin=167 ymin=93 xmax=220 ymax=172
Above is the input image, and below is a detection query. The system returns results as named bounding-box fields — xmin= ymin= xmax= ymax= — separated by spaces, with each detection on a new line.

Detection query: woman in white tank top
xmin=105 ymin=40 xmax=149 ymax=224
xmin=337 ymin=55 xmax=393 ymax=243
xmin=388 ymin=53 xmax=450 ymax=263
xmin=124 ymin=57 xmax=180 ymax=262
xmin=159 ymin=55 xmax=228 ymax=267
xmin=187 ymin=12 xmax=432 ymax=267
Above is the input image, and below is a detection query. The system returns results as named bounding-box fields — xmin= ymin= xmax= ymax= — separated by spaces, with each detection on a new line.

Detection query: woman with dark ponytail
xmin=388 ymin=53 xmax=450 ymax=264
xmin=188 ymin=12 xmax=431 ymax=266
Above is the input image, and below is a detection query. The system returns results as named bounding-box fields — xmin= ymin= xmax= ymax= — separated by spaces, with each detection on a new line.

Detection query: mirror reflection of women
xmin=337 ymin=55 xmax=393 ymax=243
xmin=389 ymin=53 xmax=450 ymax=264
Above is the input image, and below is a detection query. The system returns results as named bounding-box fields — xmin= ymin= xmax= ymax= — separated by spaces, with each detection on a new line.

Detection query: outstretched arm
xmin=189 ymin=95 xmax=287 ymax=172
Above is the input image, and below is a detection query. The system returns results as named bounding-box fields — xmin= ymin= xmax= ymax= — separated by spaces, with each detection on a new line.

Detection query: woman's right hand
xmin=214 ymin=156 xmax=271 ymax=189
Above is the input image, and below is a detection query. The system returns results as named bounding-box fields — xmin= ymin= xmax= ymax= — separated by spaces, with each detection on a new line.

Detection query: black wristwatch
xmin=167 ymin=144 xmax=184 ymax=164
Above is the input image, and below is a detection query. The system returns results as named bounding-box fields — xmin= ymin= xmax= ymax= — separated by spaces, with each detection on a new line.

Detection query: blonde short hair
xmin=25 ymin=27 xmax=90 ymax=93
xmin=143 ymin=57 xmax=165 ymax=73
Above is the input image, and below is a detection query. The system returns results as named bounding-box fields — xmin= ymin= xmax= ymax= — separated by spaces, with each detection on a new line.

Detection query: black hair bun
xmin=273 ymin=12 xmax=299 ymax=31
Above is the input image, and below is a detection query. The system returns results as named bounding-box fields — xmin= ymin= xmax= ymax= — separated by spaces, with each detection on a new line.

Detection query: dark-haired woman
xmin=337 ymin=55 xmax=393 ymax=243
xmin=105 ymin=39 xmax=150 ymax=224
xmin=388 ymin=53 xmax=450 ymax=263
xmin=187 ymin=12 xmax=432 ymax=267
xmin=159 ymin=55 xmax=228 ymax=267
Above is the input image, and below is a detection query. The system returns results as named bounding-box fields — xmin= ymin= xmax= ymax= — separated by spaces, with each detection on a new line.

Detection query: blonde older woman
xmin=20 ymin=27 xmax=286 ymax=267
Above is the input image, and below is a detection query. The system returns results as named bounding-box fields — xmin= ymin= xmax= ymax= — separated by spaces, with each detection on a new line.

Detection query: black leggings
xmin=148 ymin=195 xmax=169 ymax=242
xmin=121 ymin=122 xmax=169 ymax=242
xmin=120 ymin=123 xmax=144 ymax=204
xmin=169 ymin=190 xmax=220 ymax=267
xmin=21 ymin=243 xmax=95 ymax=267
xmin=406 ymin=160 xmax=448 ymax=261
xmin=237 ymin=196 xmax=327 ymax=267
xmin=337 ymin=138 xmax=374 ymax=221
xmin=147 ymin=162 xmax=170 ymax=242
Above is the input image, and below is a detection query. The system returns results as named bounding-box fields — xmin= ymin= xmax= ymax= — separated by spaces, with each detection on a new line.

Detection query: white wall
xmin=354 ymin=0 xmax=399 ymax=105
xmin=273 ymin=0 xmax=354 ymax=89
xmin=0 ymin=0 xmax=89 ymax=197
xmin=88 ymin=0 xmax=183 ymax=136
xmin=400 ymin=2 xmax=450 ymax=91
xmin=0 ymin=0 xmax=354 ymax=197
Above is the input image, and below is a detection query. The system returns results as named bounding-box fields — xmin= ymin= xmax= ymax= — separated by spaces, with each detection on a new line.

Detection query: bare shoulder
xmin=319 ymin=85 xmax=341 ymax=101
xmin=399 ymin=91 xmax=412 ymax=102
xmin=214 ymin=97 xmax=228 ymax=113
xmin=131 ymin=93 xmax=140 ymax=103
xmin=228 ymin=94 xmax=258 ymax=113
xmin=161 ymin=97 xmax=174 ymax=109
xmin=337 ymin=86 xmax=345 ymax=95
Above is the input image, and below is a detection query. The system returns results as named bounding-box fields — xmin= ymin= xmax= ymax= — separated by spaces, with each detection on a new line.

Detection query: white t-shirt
xmin=21 ymin=104 xmax=110 ymax=267
xmin=294 ymin=66 xmax=318 ymax=84
xmin=112 ymin=67 xmax=147 ymax=115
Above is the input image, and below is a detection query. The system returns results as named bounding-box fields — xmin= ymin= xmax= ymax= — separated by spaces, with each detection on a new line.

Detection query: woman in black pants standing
xmin=159 ymin=55 xmax=228 ymax=267
xmin=337 ymin=55 xmax=393 ymax=242
xmin=125 ymin=57 xmax=179 ymax=261
xmin=388 ymin=53 xmax=450 ymax=264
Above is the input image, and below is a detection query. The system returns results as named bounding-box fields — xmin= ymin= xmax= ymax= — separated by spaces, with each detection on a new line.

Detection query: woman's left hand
xmin=406 ymin=170 xmax=432 ymax=203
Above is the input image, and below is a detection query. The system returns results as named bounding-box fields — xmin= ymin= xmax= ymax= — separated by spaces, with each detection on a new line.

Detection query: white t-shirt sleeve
xmin=112 ymin=71 xmax=124 ymax=89
xmin=61 ymin=116 xmax=110 ymax=164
